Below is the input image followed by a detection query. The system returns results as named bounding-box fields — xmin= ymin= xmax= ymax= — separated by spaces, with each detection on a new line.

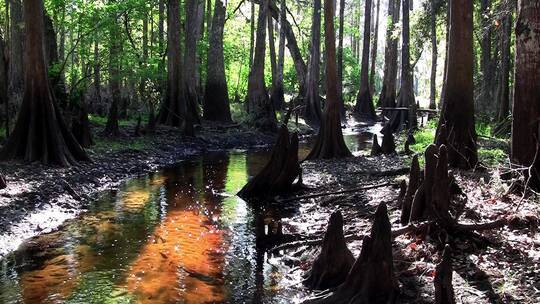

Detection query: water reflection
xmin=0 ymin=126 xmax=377 ymax=304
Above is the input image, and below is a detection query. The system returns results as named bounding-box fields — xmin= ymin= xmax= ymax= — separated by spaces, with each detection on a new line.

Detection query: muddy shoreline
xmin=0 ymin=124 xmax=279 ymax=257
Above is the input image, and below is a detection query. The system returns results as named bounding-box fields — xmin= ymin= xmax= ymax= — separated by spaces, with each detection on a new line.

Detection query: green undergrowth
xmin=406 ymin=119 xmax=508 ymax=167
xmin=88 ymin=115 xmax=148 ymax=128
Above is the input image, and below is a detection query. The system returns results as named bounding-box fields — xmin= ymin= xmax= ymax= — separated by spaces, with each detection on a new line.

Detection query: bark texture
xmin=378 ymin=0 xmax=401 ymax=115
xmin=435 ymin=0 xmax=478 ymax=169
xmin=303 ymin=0 xmax=323 ymax=126
xmin=496 ymin=11 xmax=512 ymax=123
xmin=354 ymin=0 xmax=376 ymax=120
xmin=203 ymin=0 xmax=232 ymax=123
xmin=511 ymin=0 xmax=540 ymax=190
xmin=183 ymin=0 xmax=202 ymax=135
xmin=0 ymin=0 xmax=89 ymax=166
xmin=385 ymin=0 xmax=416 ymax=133
xmin=306 ymin=0 xmax=352 ymax=160
xmin=246 ymin=0 xmax=277 ymax=132
xmin=304 ymin=211 xmax=355 ymax=290
xmin=158 ymin=0 xmax=185 ymax=129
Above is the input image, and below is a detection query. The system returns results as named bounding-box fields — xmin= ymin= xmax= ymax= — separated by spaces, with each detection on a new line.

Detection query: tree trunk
xmin=158 ymin=0 xmax=185 ymax=129
xmin=267 ymin=12 xmax=280 ymax=113
xmin=72 ymin=104 xmax=94 ymax=148
xmin=246 ymin=0 xmax=277 ymax=132
xmin=435 ymin=0 xmax=478 ymax=169
xmin=203 ymin=0 xmax=232 ymax=122
xmin=337 ymin=0 xmax=346 ymax=118
xmin=272 ymin=0 xmax=287 ymax=111
xmin=93 ymin=33 xmax=101 ymax=113
xmin=378 ymin=0 xmax=400 ymax=115
xmin=183 ymin=0 xmax=202 ymax=135
xmin=306 ymin=0 xmax=352 ymax=160
xmin=354 ymin=0 xmax=376 ymax=120
xmin=0 ymin=36 xmax=8 ymax=135
xmin=268 ymin=1 xmax=307 ymax=99
xmin=250 ymin=1 xmax=256 ymax=68
xmin=440 ymin=2 xmax=450 ymax=109
xmin=478 ymin=0 xmax=493 ymax=117
xmin=303 ymin=0 xmax=323 ymax=126
xmin=0 ymin=0 xmax=89 ymax=166
xmin=103 ymin=5 xmax=122 ymax=137
xmin=496 ymin=10 xmax=512 ymax=122
xmin=369 ymin=0 xmax=380 ymax=94
xmin=429 ymin=0 xmax=438 ymax=111
xmin=511 ymin=0 xmax=540 ymax=190
xmin=8 ymin=0 xmax=24 ymax=108
xmin=384 ymin=0 xmax=416 ymax=133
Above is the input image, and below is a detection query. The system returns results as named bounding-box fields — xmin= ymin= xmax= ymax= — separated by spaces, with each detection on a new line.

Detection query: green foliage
xmin=479 ymin=148 xmax=506 ymax=167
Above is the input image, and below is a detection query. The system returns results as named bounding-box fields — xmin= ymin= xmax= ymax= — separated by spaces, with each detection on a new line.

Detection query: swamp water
xmin=0 ymin=125 xmax=380 ymax=304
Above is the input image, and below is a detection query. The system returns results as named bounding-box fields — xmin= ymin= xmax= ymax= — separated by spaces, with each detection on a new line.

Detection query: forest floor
xmin=0 ymin=121 xmax=278 ymax=256
xmin=274 ymin=142 xmax=540 ymax=303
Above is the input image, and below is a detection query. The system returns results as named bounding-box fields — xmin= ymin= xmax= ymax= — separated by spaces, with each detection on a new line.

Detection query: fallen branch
xmin=454 ymin=218 xmax=508 ymax=232
xmin=275 ymin=182 xmax=395 ymax=203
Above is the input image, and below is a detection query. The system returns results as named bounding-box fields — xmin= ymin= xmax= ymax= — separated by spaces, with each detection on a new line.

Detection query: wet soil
xmin=0 ymin=123 xmax=276 ymax=256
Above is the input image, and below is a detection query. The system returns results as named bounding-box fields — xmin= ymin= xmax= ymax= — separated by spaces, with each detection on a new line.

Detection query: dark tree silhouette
xmin=0 ymin=0 xmax=89 ymax=166
xmin=511 ymin=1 xmax=540 ymax=189
xmin=385 ymin=0 xmax=416 ymax=133
xmin=306 ymin=0 xmax=352 ymax=159
xmin=354 ymin=0 xmax=376 ymax=120
xmin=203 ymin=0 xmax=232 ymax=123
xmin=246 ymin=0 xmax=277 ymax=132
xmin=158 ymin=0 xmax=185 ymax=129
xmin=378 ymin=0 xmax=400 ymax=115
xmin=304 ymin=211 xmax=354 ymax=290
xmin=304 ymin=204 xmax=399 ymax=303
xmin=303 ymin=0 xmax=323 ymax=126
xmin=102 ymin=1 xmax=122 ymax=137
xmin=435 ymin=0 xmax=478 ymax=169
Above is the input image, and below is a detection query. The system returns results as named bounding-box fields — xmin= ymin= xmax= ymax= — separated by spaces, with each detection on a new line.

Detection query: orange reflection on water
xmin=124 ymin=203 xmax=227 ymax=303
xmin=18 ymin=244 xmax=98 ymax=303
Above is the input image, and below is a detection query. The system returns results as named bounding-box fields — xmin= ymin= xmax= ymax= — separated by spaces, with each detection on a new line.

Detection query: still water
xmin=0 ymin=126 xmax=379 ymax=304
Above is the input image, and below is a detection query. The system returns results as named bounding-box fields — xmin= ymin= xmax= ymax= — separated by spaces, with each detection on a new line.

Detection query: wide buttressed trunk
xmin=0 ymin=0 xmax=89 ymax=166
xmin=158 ymin=0 xmax=185 ymax=128
xmin=203 ymin=0 xmax=232 ymax=123
xmin=303 ymin=0 xmax=323 ymax=127
xmin=435 ymin=0 xmax=478 ymax=169
xmin=354 ymin=0 xmax=376 ymax=121
xmin=306 ymin=0 xmax=351 ymax=160
xmin=511 ymin=0 xmax=540 ymax=189
xmin=246 ymin=0 xmax=277 ymax=132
